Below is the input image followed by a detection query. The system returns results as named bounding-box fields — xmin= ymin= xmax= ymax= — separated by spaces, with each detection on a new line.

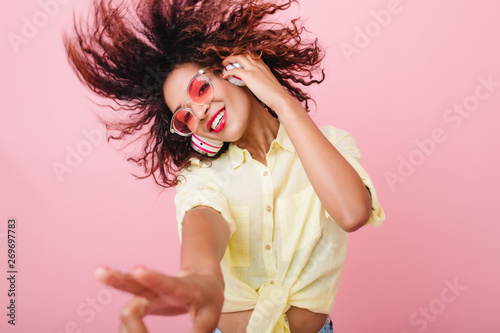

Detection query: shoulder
xmin=318 ymin=125 xmax=362 ymax=160
xmin=176 ymin=154 xmax=232 ymax=187
xmin=318 ymin=125 xmax=353 ymax=143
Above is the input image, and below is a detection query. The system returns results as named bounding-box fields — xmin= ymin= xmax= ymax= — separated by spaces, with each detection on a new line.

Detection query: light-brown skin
xmin=94 ymin=53 xmax=372 ymax=332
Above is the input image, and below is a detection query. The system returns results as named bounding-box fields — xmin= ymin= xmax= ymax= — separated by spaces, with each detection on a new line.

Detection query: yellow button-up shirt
xmin=174 ymin=123 xmax=385 ymax=333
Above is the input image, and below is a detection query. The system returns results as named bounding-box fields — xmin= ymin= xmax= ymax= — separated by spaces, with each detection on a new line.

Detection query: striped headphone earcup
xmin=191 ymin=134 xmax=224 ymax=156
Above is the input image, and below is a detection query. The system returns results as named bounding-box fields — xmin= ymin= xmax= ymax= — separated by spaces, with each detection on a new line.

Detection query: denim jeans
xmin=213 ymin=314 xmax=334 ymax=333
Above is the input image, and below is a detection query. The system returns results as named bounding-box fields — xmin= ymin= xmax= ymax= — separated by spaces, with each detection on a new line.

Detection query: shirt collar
xmin=274 ymin=120 xmax=295 ymax=153
xmin=227 ymin=120 xmax=295 ymax=169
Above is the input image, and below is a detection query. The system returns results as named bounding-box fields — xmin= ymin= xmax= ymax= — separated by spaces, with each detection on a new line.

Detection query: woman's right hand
xmin=94 ymin=266 xmax=225 ymax=333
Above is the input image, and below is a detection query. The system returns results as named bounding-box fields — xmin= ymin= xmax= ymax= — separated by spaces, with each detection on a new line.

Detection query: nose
xmin=190 ymin=102 xmax=210 ymax=122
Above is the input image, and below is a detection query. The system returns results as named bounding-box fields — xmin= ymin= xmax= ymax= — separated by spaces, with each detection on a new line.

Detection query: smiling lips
xmin=208 ymin=107 xmax=226 ymax=133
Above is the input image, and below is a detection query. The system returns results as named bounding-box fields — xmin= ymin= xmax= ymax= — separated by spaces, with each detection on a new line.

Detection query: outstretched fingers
xmin=132 ymin=267 xmax=224 ymax=331
xmin=131 ymin=267 xmax=193 ymax=305
xmin=94 ymin=267 xmax=157 ymax=299
xmin=94 ymin=266 xmax=224 ymax=332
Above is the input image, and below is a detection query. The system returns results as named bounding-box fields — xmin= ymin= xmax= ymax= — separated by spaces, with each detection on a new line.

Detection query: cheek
xmin=228 ymin=87 xmax=251 ymax=107
xmin=216 ymin=79 xmax=253 ymax=109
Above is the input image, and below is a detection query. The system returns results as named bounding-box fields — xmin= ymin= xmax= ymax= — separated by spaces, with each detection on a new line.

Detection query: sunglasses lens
xmin=172 ymin=109 xmax=195 ymax=135
xmin=188 ymin=76 xmax=213 ymax=104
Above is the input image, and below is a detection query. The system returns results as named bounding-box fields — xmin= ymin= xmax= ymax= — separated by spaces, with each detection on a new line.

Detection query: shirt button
xmin=266 ymin=205 xmax=273 ymax=212
xmin=269 ymin=280 xmax=275 ymax=285
xmin=263 ymin=171 xmax=269 ymax=176
xmin=265 ymin=244 xmax=271 ymax=250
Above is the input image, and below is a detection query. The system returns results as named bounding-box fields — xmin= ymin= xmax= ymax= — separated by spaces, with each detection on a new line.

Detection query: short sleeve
xmin=174 ymin=163 xmax=237 ymax=243
xmin=321 ymin=126 xmax=386 ymax=228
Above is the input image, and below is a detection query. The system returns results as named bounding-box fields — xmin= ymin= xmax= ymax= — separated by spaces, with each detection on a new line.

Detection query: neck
xmin=233 ymin=99 xmax=279 ymax=163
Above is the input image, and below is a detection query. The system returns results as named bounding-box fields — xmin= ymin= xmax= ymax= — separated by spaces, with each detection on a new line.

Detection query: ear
xmin=191 ymin=134 xmax=224 ymax=156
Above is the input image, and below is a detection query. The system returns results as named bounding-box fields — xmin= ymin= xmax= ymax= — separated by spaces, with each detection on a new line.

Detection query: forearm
xmin=274 ymin=95 xmax=372 ymax=232
xmin=177 ymin=206 xmax=231 ymax=285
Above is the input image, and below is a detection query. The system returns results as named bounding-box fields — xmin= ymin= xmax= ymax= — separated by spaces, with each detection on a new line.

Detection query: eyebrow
xmin=173 ymin=95 xmax=186 ymax=112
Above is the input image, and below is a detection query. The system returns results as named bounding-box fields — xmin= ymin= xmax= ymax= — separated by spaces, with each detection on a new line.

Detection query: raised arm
xmin=270 ymin=99 xmax=372 ymax=233
xmin=222 ymin=54 xmax=372 ymax=233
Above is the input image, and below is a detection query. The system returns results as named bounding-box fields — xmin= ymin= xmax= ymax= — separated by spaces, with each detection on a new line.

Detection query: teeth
xmin=211 ymin=109 xmax=225 ymax=130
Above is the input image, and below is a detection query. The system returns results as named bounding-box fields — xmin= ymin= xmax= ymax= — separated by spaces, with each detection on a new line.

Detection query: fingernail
xmin=95 ymin=265 xmax=110 ymax=272
xmin=94 ymin=266 xmax=110 ymax=279
xmin=133 ymin=265 xmax=146 ymax=272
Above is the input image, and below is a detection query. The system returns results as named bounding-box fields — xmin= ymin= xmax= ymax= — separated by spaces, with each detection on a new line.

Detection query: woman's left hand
xmin=222 ymin=53 xmax=296 ymax=112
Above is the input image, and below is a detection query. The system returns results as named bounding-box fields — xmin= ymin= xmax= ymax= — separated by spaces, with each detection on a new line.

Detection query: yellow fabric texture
xmin=174 ymin=124 xmax=386 ymax=333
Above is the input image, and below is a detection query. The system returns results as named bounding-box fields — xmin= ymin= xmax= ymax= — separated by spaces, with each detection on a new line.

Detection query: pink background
xmin=1 ymin=0 xmax=499 ymax=332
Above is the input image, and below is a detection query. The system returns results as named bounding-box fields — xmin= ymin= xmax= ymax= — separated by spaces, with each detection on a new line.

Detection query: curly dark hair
xmin=62 ymin=0 xmax=325 ymax=188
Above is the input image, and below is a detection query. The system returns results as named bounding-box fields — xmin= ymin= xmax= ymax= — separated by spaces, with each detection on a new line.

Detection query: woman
xmin=63 ymin=0 xmax=385 ymax=332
